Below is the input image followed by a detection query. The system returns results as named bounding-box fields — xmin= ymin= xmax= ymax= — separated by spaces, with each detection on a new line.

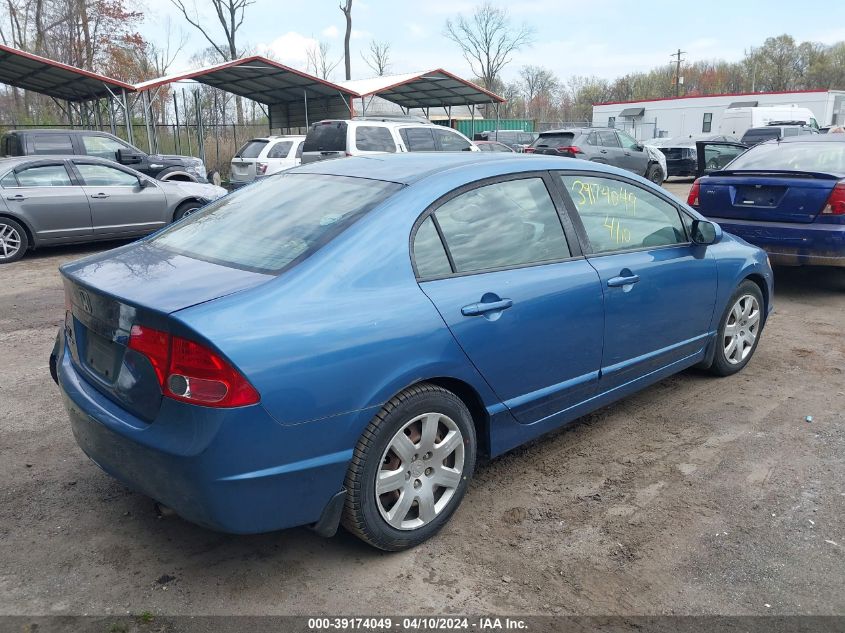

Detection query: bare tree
xmin=444 ymin=2 xmax=534 ymax=90
xmin=361 ymin=39 xmax=390 ymax=76
xmin=170 ymin=0 xmax=254 ymax=123
xmin=339 ymin=0 xmax=351 ymax=80
xmin=306 ymin=40 xmax=341 ymax=80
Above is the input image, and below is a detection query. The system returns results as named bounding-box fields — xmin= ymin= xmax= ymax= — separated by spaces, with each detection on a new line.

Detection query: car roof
xmin=288 ymin=152 xmax=632 ymax=185
xmin=778 ymin=134 xmax=845 ymax=143
xmin=539 ymin=128 xmax=592 ymax=135
xmin=0 ymin=154 xmax=139 ymax=171
xmin=3 ymin=128 xmax=112 ymax=136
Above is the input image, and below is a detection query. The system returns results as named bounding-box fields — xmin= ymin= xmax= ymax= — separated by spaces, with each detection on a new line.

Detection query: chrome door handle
xmin=600 ymin=149 xmax=608 ymax=154
xmin=461 ymin=299 xmax=513 ymax=316
xmin=90 ymin=193 xmax=110 ymax=199
xmin=5 ymin=195 xmax=25 ymax=201
xmin=607 ymin=274 xmax=640 ymax=287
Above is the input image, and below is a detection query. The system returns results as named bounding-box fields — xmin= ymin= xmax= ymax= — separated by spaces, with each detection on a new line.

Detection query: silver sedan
xmin=0 ymin=155 xmax=227 ymax=263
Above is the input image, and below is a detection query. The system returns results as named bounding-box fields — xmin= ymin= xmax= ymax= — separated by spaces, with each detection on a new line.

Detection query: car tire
xmin=0 ymin=217 xmax=29 ymax=263
xmin=173 ymin=201 xmax=204 ymax=221
xmin=208 ymin=170 xmax=221 ymax=187
xmin=709 ymin=280 xmax=764 ymax=377
xmin=341 ymin=383 xmax=477 ymax=551
xmin=646 ymin=163 xmax=664 ymax=185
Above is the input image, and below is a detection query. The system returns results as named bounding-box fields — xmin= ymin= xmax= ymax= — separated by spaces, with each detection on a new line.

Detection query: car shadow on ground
xmin=772 ymin=265 xmax=845 ymax=296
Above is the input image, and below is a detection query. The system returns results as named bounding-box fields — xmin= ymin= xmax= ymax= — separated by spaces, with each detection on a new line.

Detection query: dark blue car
xmin=689 ymin=135 xmax=845 ymax=267
xmin=51 ymin=153 xmax=773 ymax=550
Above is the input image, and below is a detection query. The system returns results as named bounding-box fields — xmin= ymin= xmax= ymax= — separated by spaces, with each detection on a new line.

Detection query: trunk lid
xmin=61 ymin=242 xmax=272 ymax=421
xmin=696 ymin=171 xmax=839 ymax=223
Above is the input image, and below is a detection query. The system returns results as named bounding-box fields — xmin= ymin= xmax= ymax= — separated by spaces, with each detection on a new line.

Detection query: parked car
xmin=230 ymin=135 xmax=305 ymax=187
xmin=689 ymin=135 xmax=845 ymax=267
xmin=473 ymin=130 xmax=537 ymax=152
xmin=301 ymin=117 xmax=477 ymax=163
xmin=0 ymin=155 xmax=226 ymax=263
xmin=655 ymin=135 xmax=739 ymax=178
xmin=51 ymin=153 xmax=772 ymax=550
xmin=474 ymin=140 xmax=515 ymax=152
xmin=740 ymin=124 xmax=817 ymax=146
xmin=2 ymin=129 xmax=210 ymax=183
xmin=527 ymin=127 xmax=664 ymax=184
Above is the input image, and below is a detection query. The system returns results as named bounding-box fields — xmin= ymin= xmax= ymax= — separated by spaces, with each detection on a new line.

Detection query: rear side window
xmin=355 ymin=126 xmax=396 ymax=152
xmin=534 ymin=133 xmax=574 ymax=148
xmin=150 ymin=174 xmax=401 ymax=274
xmin=597 ymin=131 xmax=621 ymax=147
xmin=413 ymin=216 xmax=451 ymax=278
xmin=434 ymin=129 xmax=471 ymax=151
xmin=400 ymin=128 xmax=436 ymax=152
xmin=559 ymin=174 xmax=685 ymax=253
xmin=304 ymin=122 xmax=348 ymax=152
xmin=29 ymin=134 xmax=73 ymax=155
xmin=267 ymin=141 xmax=294 ymax=159
xmin=426 ymin=178 xmax=570 ymax=274
xmin=236 ymin=140 xmax=269 ymax=158
xmin=742 ymin=129 xmax=780 ymax=143
xmin=15 ymin=164 xmax=72 ymax=186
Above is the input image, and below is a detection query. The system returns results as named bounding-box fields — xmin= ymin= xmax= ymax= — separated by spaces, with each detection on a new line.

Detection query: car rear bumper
xmin=711 ymin=217 xmax=845 ymax=267
xmin=53 ymin=332 xmax=355 ymax=534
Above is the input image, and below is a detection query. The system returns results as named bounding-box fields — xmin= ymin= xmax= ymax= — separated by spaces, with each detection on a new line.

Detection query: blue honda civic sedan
xmin=51 ymin=153 xmax=773 ymax=550
xmin=689 ymin=135 xmax=845 ymax=267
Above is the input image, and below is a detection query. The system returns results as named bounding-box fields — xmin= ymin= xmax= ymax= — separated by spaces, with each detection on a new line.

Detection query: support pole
xmin=469 ymin=102 xmax=474 ymax=138
xmin=141 ymin=92 xmax=154 ymax=153
xmin=494 ymin=101 xmax=499 ymax=141
xmin=182 ymin=89 xmax=193 ymax=156
xmin=121 ymin=90 xmax=133 ymax=144
xmin=66 ymin=100 xmax=74 ymax=129
xmin=303 ymin=90 xmax=309 ymax=128
xmin=108 ymin=96 xmax=117 ymax=135
xmin=194 ymin=89 xmax=205 ymax=165
xmin=173 ymin=92 xmax=181 ymax=155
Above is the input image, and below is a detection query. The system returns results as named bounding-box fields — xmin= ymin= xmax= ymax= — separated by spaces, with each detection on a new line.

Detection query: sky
xmin=138 ymin=0 xmax=845 ymax=85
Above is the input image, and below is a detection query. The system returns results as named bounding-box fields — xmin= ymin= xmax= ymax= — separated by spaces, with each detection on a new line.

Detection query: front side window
xmin=559 ymin=174 xmax=685 ymax=253
xmin=15 ymin=164 xmax=72 ymax=187
xmin=429 ymin=177 xmax=570 ymax=274
xmin=413 ymin=216 xmax=451 ymax=278
xmin=267 ymin=141 xmax=294 ymax=159
xmin=434 ymin=129 xmax=472 ymax=151
xmin=30 ymin=134 xmax=73 ymax=155
xmin=355 ymin=126 xmax=396 ymax=152
xmin=75 ymin=163 xmax=139 ymax=186
xmin=400 ymin=128 xmax=436 ymax=152
xmin=702 ymin=113 xmax=713 ymax=133
xmin=616 ymin=130 xmax=639 ymax=150
xmin=82 ymin=135 xmax=129 ymax=160
xmin=150 ymin=174 xmax=401 ymax=274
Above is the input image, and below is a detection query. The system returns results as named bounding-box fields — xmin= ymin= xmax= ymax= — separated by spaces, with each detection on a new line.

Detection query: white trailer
xmin=592 ymin=90 xmax=845 ymax=140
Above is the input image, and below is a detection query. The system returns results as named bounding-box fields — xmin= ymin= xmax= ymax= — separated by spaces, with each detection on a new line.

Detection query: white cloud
xmin=322 ymin=25 xmax=340 ymax=39
xmin=257 ymin=32 xmax=318 ymax=68
xmin=351 ymin=29 xmax=371 ymax=40
xmin=407 ymin=23 xmax=427 ymax=38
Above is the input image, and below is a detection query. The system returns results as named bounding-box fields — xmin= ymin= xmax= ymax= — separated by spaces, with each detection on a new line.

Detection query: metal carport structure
xmin=0 ymin=43 xmax=136 ymax=134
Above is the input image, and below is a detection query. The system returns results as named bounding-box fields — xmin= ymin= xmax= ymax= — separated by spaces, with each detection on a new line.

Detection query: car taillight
xmin=256 ymin=162 xmax=268 ymax=175
xmin=688 ymin=179 xmax=701 ymax=206
xmin=523 ymin=147 xmax=535 ymax=154
xmin=821 ymin=181 xmax=845 ymax=215
xmin=559 ymin=145 xmax=583 ymax=155
xmin=128 ymin=325 xmax=259 ymax=407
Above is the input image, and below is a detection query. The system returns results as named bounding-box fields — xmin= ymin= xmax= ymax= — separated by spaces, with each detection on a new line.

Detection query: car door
xmin=695 ymin=141 xmax=748 ymax=176
xmin=412 ymin=174 xmax=604 ymax=424
xmin=1 ymin=161 xmax=92 ymax=242
xmin=595 ymin=130 xmax=624 ymax=166
xmin=556 ymin=172 xmax=718 ymax=391
xmin=72 ymin=161 xmax=168 ymax=236
xmin=616 ymin=130 xmax=649 ymax=176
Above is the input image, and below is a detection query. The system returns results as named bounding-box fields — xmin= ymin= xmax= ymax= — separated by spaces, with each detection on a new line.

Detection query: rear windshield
xmin=304 ymin=121 xmax=348 ymax=152
xmin=149 ymin=173 xmax=402 ymax=274
xmin=533 ymin=133 xmax=574 ymax=148
xmin=236 ymin=140 xmax=269 ymax=158
xmin=741 ymin=129 xmax=780 ymax=143
xmin=725 ymin=142 xmax=845 ymax=173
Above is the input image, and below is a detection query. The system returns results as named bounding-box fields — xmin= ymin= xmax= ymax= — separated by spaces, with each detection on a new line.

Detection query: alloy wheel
xmin=0 ymin=223 xmax=22 ymax=260
xmin=723 ymin=294 xmax=761 ymax=364
xmin=375 ymin=412 xmax=465 ymax=530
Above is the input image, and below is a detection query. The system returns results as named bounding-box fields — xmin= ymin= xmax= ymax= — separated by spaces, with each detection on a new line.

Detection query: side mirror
xmin=117 ymin=148 xmax=143 ymax=165
xmin=137 ymin=177 xmax=153 ymax=188
xmin=690 ymin=219 xmax=721 ymax=245
xmin=634 ymin=144 xmax=644 ymax=151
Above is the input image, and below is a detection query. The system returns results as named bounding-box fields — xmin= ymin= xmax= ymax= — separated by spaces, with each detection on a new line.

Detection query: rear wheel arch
xmin=172 ymin=199 xmax=205 ymax=222
xmin=423 ymin=377 xmax=490 ymax=459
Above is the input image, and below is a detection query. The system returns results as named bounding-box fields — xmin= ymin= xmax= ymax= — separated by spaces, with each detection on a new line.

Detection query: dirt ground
xmin=1 ymin=179 xmax=844 ymax=617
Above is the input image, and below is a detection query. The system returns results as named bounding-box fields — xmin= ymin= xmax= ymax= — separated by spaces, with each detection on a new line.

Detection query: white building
xmin=592 ymin=90 xmax=845 ymax=140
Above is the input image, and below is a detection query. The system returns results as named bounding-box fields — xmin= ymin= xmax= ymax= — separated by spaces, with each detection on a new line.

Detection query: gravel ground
xmin=1 ymin=180 xmax=843 ymax=617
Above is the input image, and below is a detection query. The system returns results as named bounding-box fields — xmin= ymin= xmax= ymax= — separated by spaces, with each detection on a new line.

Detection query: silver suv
xmin=301 ymin=117 xmax=478 ymax=163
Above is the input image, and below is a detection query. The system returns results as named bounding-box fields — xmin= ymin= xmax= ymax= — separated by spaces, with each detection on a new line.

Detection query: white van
xmin=720 ymin=105 xmax=819 ymax=138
